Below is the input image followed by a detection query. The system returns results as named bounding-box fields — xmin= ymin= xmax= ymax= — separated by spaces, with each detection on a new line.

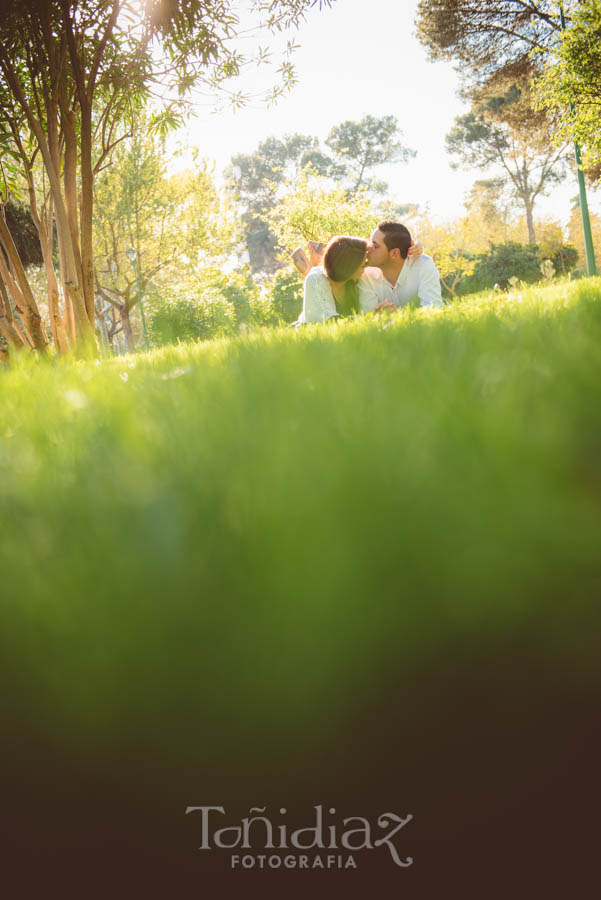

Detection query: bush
xmin=217 ymin=269 xmax=260 ymax=326
xmin=262 ymin=267 xmax=304 ymax=324
xmin=551 ymin=243 xmax=579 ymax=276
xmin=148 ymin=283 xmax=238 ymax=345
xmin=459 ymin=241 xmax=542 ymax=294
xmin=146 ymin=267 xmax=281 ymax=345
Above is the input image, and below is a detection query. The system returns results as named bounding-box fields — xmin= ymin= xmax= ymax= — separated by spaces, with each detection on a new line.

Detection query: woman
xmin=297 ymin=235 xmax=368 ymax=325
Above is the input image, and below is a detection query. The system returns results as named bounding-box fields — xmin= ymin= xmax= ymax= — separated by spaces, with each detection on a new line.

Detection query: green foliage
xmin=148 ymin=285 xmax=237 ymax=345
xmin=228 ymin=116 xmax=412 ymax=272
xmin=460 ymin=241 xmax=542 ymax=293
xmin=535 ymin=0 xmax=601 ymax=169
xmin=216 ymin=269 xmax=258 ymax=324
xmin=416 ymin=0 xmax=566 ymax=83
xmin=268 ymin=171 xmax=376 ymax=251
xmin=263 ymin=267 xmax=304 ymax=323
xmin=146 ymin=267 xmax=275 ymax=345
xmin=325 ymin=114 xmax=414 ymax=194
xmin=446 ymin=73 xmax=566 ymax=242
xmin=551 ymin=243 xmax=579 ymax=276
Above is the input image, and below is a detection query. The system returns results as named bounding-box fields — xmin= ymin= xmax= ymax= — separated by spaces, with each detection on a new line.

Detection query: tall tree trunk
xmin=0 ymin=276 xmax=28 ymax=351
xmin=47 ymin=266 xmax=70 ymax=355
xmin=64 ymin=288 xmax=77 ymax=346
xmin=59 ymin=105 xmax=94 ymax=350
xmin=21 ymin=153 xmax=70 ymax=355
xmin=524 ymin=196 xmax=536 ymax=244
xmin=120 ymin=304 xmax=135 ymax=352
xmin=80 ymin=100 xmax=96 ymax=326
xmin=63 ymin=108 xmax=84 ymax=290
xmin=31 ymin=189 xmax=70 ymax=355
xmin=42 ymin=218 xmax=70 ymax=355
xmin=0 ymin=215 xmax=48 ymax=351
xmin=0 ymin=57 xmax=95 ymax=351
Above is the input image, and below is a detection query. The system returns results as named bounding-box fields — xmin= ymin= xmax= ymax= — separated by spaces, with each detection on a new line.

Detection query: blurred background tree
xmin=446 ymin=70 xmax=568 ymax=244
xmin=416 ymin=0 xmax=567 ymax=86
xmin=94 ymin=120 xmax=233 ymax=351
xmin=324 ymin=114 xmax=415 ymax=194
xmin=228 ymin=134 xmax=331 ymax=274
xmin=268 ymin=170 xmax=376 ymax=252
xmin=535 ymin=0 xmax=601 ymax=177
xmin=0 ymin=0 xmax=334 ymax=356
xmin=228 ymin=115 xmax=413 ymax=274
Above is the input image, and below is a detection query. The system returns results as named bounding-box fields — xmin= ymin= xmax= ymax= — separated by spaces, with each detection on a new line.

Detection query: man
xmin=360 ymin=221 xmax=443 ymax=311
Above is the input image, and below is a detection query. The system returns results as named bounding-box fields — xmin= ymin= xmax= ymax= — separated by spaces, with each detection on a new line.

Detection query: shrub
xmin=146 ymin=267 xmax=281 ymax=345
xmin=148 ymin=284 xmax=237 ymax=345
xmin=551 ymin=243 xmax=579 ymax=276
xmin=263 ymin=267 xmax=304 ymax=324
xmin=459 ymin=242 xmax=542 ymax=293
xmin=217 ymin=269 xmax=259 ymax=326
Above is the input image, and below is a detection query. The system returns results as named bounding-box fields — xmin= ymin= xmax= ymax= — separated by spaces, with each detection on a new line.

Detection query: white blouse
xmin=297 ymin=266 xmax=374 ymax=324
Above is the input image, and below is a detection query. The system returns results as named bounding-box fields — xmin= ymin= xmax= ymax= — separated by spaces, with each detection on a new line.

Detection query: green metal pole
xmin=573 ymin=141 xmax=597 ymax=276
xmin=559 ymin=4 xmax=597 ymax=276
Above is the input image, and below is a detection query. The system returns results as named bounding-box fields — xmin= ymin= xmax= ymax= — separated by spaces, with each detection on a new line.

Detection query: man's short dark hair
xmin=377 ymin=221 xmax=412 ymax=260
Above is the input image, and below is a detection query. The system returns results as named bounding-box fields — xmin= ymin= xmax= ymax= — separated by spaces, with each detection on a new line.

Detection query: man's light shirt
xmin=359 ymin=254 xmax=443 ymax=310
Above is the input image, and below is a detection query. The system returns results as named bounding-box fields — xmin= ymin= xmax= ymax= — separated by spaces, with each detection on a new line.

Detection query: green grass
xmin=1 ymin=277 xmax=601 ymax=802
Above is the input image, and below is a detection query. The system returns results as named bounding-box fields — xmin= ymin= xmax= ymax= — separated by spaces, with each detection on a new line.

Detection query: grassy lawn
xmin=1 ymin=277 xmax=600 ymax=889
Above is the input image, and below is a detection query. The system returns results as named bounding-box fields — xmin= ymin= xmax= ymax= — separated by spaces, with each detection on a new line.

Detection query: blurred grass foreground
xmin=1 ymin=278 xmax=601 ymax=894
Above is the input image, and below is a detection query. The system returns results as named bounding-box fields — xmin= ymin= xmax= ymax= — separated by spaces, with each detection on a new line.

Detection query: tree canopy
xmin=93 ymin=121 xmax=231 ymax=350
xmin=535 ymin=0 xmax=601 ymax=175
xmin=0 ymin=0 xmax=332 ymax=355
xmin=416 ymin=0 xmax=572 ymax=84
xmin=446 ymin=72 xmax=567 ymax=242
xmin=229 ymin=115 xmax=412 ymax=272
xmin=324 ymin=115 xmax=414 ymax=194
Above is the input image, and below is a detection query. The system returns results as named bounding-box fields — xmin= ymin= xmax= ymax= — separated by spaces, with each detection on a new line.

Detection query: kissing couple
xmin=293 ymin=221 xmax=442 ymax=324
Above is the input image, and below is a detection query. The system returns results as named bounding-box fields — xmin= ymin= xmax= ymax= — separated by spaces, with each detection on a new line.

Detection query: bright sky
xmin=178 ymin=0 xmax=598 ymax=227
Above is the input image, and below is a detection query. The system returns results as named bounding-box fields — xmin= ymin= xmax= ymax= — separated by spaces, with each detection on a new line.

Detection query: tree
xmin=424 ymin=219 xmax=476 ymax=298
xmin=535 ymin=0 xmax=601 ymax=172
xmin=463 ymin=179 xmax=513 ymax=248
xmin=0 ymin=182 xmax=52 ymax=354
xmin=93 ymin=123 xmax=231 ymax=351
xmin=0 ymin=0 xmax=332 ymax=356
xmin=446 ymin=73 xmax=567 ymax=243
xmin=229 ymin=115 xmax=412 ymax=273
xmin=267 ymin=170 xmax=377 ymax=253
xmin=229 ymin=134 xmax=332 ymax=273
xmin=324 ymin=115 xmax=414 ymax=194
xmin=416 ymin=0 xmax=572 ymax=85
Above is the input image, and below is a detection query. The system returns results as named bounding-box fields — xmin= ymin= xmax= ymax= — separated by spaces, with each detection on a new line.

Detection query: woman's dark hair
xmin=324 ymin=235 xmax=367 ymax=316
xmin=377 ymin=221 xmax=412 ymax=260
